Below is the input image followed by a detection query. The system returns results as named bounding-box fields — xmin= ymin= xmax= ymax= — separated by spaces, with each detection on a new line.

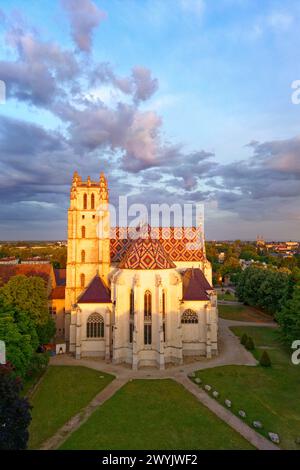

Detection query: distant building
xmin=21 ymin=256 xmax=50 ymax=264
xmin=0 ymin=257 xmax=19 ymax=265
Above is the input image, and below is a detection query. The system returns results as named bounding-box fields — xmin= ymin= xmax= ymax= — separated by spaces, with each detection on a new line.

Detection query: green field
xmin=29 ymin=366 xmax=114 ymax=449
xmin=217 ymin=291 xmax=237 ymax=301
xmin=218 ymin=304 xmax=274 ymax=323
xmin=60 ymin=379 xmax=253 ymax=450
xmin=195 ymin=326 xmax=300 ymax=450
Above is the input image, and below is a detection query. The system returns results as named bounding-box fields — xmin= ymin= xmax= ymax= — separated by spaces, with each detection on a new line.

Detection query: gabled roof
xmin=119 ymin=229 xmax=176 ymax=270
xmin=182 ymin=268 xmax=213 ymax=301
xmin=110 ymin=226 xmax=205 ymax=263
xmin=77 ymin=275 xmax=111 ymax=303
xmin=50 ymin=286 xmax=65 ymax=300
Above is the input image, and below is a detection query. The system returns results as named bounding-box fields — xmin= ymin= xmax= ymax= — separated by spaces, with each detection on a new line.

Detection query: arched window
xmin=162 ymin=289 xmax=166 ymax=342
xmin=130 ymin=289 xmax=134 ymax=317
xmin=181 ymin=309 xmax=198 ymax=324
xmin=144 ymin=290 xmax=152 ymax=345
xmin=83 ymin=193 xmax=87 ymax=210
xmin=80 ymin=273 xmax=85 ymax=288
xmin=91 ymin=193 xmax=95 ymax=209
xmin=86 ymin=313 xmax=104 ymax=338
xmin=81 ymin=226 xmax=86 ymax=238
xmin=162 ymin=289 xmax=166 ymax=319
xmin=81 ymin=250 xmax=85 ymax=263
xmin=144 ymin=290 xmax=152 ymax=320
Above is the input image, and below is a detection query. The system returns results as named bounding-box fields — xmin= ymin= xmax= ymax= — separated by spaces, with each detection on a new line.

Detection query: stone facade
xmin=65 ymin=172 xmax=218 ymax=369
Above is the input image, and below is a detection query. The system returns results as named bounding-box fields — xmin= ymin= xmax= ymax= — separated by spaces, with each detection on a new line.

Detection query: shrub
xmin=0 ymin=362 xmax=31 ymax=449
xmin=240 ymin=333 xmax=248 ymax=346
xmin=245 ymin=336 xmax=255 ymax=351
xmin=259 ymin=350 xmax=271 ymax=367
xmin=26 ymin=352 xmax=49 ymax=378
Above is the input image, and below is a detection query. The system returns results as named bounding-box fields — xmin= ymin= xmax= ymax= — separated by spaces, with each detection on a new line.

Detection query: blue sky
xmin=0 ymin=0 xmax=299 ymax=240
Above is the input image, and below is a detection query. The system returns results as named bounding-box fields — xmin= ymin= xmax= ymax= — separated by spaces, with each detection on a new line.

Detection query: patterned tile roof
xmin=119 ymin=232 xmax=176 ymax=270
xmin=182 ymin=268 xmax=213 ymax=301
xmin=77 ymin=275 xmax=111 ymax=303
xmin=110 ymin=226 xmax=204 ymax=263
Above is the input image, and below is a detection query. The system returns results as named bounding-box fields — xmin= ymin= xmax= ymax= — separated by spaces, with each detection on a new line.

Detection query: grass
xmin=218 ymin=304 xmax=274 ymax=323
xmin=195 ymin=326 xmax=300 ymax=450
xmin=60 ymin=379 xmax=254 ymax=450
xmin=28 ymin=366 xmax=114 ymax=449
xmin=217 ymin=291 xmax=237 ymax=301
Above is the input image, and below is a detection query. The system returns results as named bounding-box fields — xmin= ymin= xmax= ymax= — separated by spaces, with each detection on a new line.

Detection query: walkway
xmin=43 ymin=318 xmax=279 ymax=450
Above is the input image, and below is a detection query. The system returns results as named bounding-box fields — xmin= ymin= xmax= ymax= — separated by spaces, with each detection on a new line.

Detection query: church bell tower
xmin=65 ymin=171 xmax=110 ymax=312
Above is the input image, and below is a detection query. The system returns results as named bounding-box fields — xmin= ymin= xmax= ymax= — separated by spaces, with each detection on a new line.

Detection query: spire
xmin=72 ymin=171 xmax=81 ymax=185
xmin=99 ymin=172 xmax=109 ymax=201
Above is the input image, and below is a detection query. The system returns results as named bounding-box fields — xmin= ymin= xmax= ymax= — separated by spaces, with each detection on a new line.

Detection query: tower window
xmin=86 ymin=313 xmax=104 ymax=338
xmin=129 ymin=322 xmax=134 ymax=343
xmin=81 ymin=250 xmax=85 ymax=263
xmin=130 ymin=289 xmax=134 ymax=317
xmin=81 ymin=226 xmax=86 ymax=238
xmin=80 ymin=273 xmax=85 ymax=288
xmin=162 ymin=289 xmax=166 ymax=318
xmin=144 ymin=290 xmax=152 ymax=320
xmin=83 ymin=193 xmax=87 ymax=210
xmin=91 ymin=193 xmax=95 ymax=209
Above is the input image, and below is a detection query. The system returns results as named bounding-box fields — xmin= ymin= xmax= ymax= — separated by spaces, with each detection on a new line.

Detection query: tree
xmin=245 ymin=337 xmax=255 ymax=351
xmin=0 ymin=275 xmax=55 ymax=343
xmin=0 ymin=313 xmax=35 ymax=378
xmin=276 ymin=285 xmax=300 ymax=345
xmin=0 ymin=363 xmax=31 ymax=449
xmin=240 ymin=333 xmax=248 ymax=346
xmin=236 ymin=266 xmax=291 ymax=315
xmin=259 ymin=350 xmax=271 ymax=367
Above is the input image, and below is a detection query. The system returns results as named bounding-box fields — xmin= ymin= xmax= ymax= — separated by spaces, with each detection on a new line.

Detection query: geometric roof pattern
xmin=119 ymin=231 xmax=176 ymax=270
xmin=110 ymin=226 xmax=204 ymax=263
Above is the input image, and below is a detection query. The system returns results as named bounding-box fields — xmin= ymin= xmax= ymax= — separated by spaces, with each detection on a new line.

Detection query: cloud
xmin=179 ymin=0 xmax=205 ymax=16
xmin=61 ymin=0 xmax=106 ymax=52
xmin=210 ymin=136 xmax=300 ymax=221
xmin=131 ymin=67 xmax=159 ymax=103
xmin=267 ymin=11 xmax=293 ymax=31
xmin=0 ymin=18 xmax=79 ymax=105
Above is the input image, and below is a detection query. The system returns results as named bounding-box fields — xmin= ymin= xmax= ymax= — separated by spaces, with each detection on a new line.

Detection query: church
xmin=65 ymin=172 xmax=218 ymax=369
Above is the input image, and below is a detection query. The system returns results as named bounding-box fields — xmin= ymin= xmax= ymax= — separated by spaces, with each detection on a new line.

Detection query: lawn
xmin=60 ymin=379 xmax=253 ymax=450
xmin=29 ymin=366 xmax=114 ymax=449
xmin=217 ymin=291 xmax=237 ymax=301
xmin=195 ymin=326 xmax=300 ymax=450
xmin=218 ymin=304 xmax=274 ymax=323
